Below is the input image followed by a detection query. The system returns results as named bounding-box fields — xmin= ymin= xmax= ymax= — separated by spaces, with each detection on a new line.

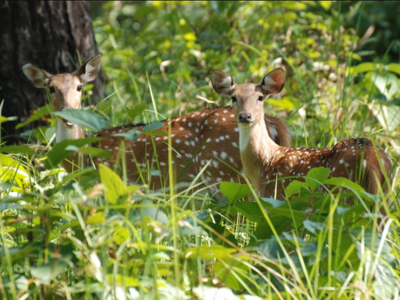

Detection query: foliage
xmin=1 ymin=1 xmax=400 ymax=299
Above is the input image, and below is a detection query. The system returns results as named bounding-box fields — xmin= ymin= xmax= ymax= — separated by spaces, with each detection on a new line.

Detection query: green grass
xmin=1 ymin=2 xmax=400 ymax=299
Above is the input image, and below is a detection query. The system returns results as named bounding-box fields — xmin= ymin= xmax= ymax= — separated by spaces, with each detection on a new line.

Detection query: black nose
xmin=238 ymin=112 xmax=251 ymax=123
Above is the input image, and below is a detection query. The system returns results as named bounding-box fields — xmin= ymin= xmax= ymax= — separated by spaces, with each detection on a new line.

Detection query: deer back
xmin=90 ymin=106 xmax=291 ymax=192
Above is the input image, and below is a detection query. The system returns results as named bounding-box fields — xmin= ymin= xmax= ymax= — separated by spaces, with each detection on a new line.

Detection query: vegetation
xmin=1 ymin=1 xmax=399 ymax=299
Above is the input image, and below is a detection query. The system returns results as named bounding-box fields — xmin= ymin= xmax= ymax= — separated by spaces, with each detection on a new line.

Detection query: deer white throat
xmin=238 ymin=120 xmax=278 ymax=160
xmin=238 ymin=119 xmax=281 ymax=193
xmin=56 ymin=119 xmax=84 ymax=142
xmin=238 ymin=123 xmax=252 ymax=151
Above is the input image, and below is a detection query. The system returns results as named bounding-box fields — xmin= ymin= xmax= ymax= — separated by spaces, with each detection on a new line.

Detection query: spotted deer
xmin=22 ymin=54 xmax=291 ymax=193
xmin=211 ymin=68 xmax=393 ymax=200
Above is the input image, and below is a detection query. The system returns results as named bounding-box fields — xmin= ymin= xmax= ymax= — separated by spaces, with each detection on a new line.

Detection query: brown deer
xmin=22 ymin=54 xmax=291 ymax=194
xmin=211 ymin=68 xmax=393 ymax=199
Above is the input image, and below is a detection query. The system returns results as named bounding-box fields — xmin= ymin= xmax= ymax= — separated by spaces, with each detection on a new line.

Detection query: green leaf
xmin=319 ymin=1 xmax=332 ymax=10
xmin=233 ymin=202 xmax=264 ymax=222
xmin=0 ymin=145 xmax=35 ymax=156
xmin=260 ymin=197 xmax=286 ymax=208
xmin=106 ymin=274 xmax=139 ymax=287
xmin=324 ymin=177 xmax=364 ymax=191
xmin=279 ymin=200 xmax=311 ymax=212
xmin=15 ymin=105 xmax=51 ymax=129
xmin=21 ymin=204 xmax=52 ymax=212
xmin=370 ymin=100 xmax=400 ymax=131
xmin=185 ymin=245 xmax=236 ymax=260
xmin=142 ymin=120 xmax=165 ymax=132
xmin=256 ymin=238 xmax=284 ymax=259
xmin=44 ymin=137 xmax=102 ymax=169
xmin=126 ymin=103 xmax=147 ymax=119
xmin=214 ymin=261 xmax=249 ymax=291
xmin=0 ymin=202 xmax=22 ymax=211
xmin=387 ymin=63 xmax=400 ymax=76
xmin=370 ymin=72 xmax=400 ymax=100
xmin=0 ymin=243 xmax=36 ymax=263
xmin=112 ymin=129 xmax=142 ymax=141
xmin=352 ymin=62 xmax=376 ymax=75
xmin=0 ymin=116 xmax=17 ymax=124
xmin=312 ymin=196 xmax=332 ymax=213
xmin=270 ymin=207 xmax=306 ymax=224
xmin=350 ymin=228 xmax=395 ymax=263
xmin=98 ymin=163 xmax=127 ymax=204
xmin=220 ymin=182 xmax=251 ymax=202
xmin=305 ymin=167 xmax=330 ymax=191
xmin=55 ymin=109 xmax=107 ymax=131
xmin=113 ymin=120 xmax=166 ymax=141
xmin=0 ymin=154 xmax=31 ymax=190
xmin=281 ymin=2 xmax=307 ymax=10
xmin=300 ymin=241 xmax=318 ymax=256
xmin=285 ymin=180 xmax=309 ymax=198
xmin=342 ymin=204 xmax=368 ymax=222
xmin=45 ymin=168 xmax=97 ymax=197
xmin=303 ymin=220 xmax=326 ymax=235
xmin=113 ymin=227 xmax=131 ymax=245
xmin=330 ymin=231 xmax=359 ymax=267
xmin=141 ymin=200 xmax=169 ymax=225
xmin=86 ymin=212 xmax=106 ymax=225
xmin=253 ymin=217 xmax=292 ymax=240
xmin=347 ymin=52 xmax=362 ymax=61
xmin=80 ymin=147 xmax=112 ymax=158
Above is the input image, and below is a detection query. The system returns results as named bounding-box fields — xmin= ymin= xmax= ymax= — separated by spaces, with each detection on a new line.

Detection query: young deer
xmin=22 ymin=54 xmax=291 ymax=193
xmin=212 ymin=68 xmax=393 ymax=199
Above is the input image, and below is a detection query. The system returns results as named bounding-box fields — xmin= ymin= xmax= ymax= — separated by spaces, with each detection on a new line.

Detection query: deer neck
xmin=56 ymin=118 xmax=88 ymax=172
xmin=238 ymin=119 xmax=279 ymax=194
xmin=56 ymin=118 xmax=86 ymax=142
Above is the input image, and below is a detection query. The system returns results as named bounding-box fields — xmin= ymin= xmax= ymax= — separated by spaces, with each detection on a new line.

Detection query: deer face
xmin=23 ymin=54 xmax=102 ymax=126
xmin=211 ymin=68 xmax=286 ymax=128
xmin=48 ymin=73 xmax=84 ymax=119
xmin=231 ymin=83 xmax=267 ymax=126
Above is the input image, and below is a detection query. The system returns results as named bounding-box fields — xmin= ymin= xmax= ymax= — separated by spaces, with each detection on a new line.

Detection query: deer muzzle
xmin=238 ymin=112 xmax=252 ymax=123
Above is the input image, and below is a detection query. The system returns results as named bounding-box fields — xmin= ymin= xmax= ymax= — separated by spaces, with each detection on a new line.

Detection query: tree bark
xmin=0 ymin=1 xmax=104 ymax=144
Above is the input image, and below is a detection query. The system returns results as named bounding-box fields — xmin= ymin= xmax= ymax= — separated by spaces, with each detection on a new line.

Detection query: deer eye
xmin=49 ymin=86 xmax=55 ymax=93
xmin=258 ymin=95 xmax=264 ymax=101
xmin=77 ymin=85 xmax=83 ymax=92
xmin=231 ymin=96 xmax=237 ymax=102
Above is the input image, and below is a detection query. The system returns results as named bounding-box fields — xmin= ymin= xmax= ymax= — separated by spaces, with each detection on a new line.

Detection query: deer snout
xmin=238 ymin=112 xmax=252 ymax=123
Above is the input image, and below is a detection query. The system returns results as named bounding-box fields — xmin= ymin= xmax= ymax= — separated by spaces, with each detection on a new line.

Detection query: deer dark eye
xmin=231 ymin=96 xmax=237 ymax=102
xmin=258 ymin=95 xmax=264 ymax=101
xmin=77 ymin=85 xmax=83 ymax=92
xmin=49 ymin=86 xmax=55 ymax=93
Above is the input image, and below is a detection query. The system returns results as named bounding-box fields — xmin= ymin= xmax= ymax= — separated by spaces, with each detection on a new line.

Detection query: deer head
xmin=23 ymin=54 xmax=102 ymax=123
xmin=212 ymin=68 xmax=285 ymax=127
xmin=23 ymin=54 xmax=102 ymax=142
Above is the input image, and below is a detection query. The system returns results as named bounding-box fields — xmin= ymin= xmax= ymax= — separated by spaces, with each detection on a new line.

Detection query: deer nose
xmin=238 ymin=112 xmax=252 ymax=123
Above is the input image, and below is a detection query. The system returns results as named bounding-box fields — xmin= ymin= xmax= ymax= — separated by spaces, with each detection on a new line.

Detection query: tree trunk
xmin=0 ymin=1 xmax=104 ymax=144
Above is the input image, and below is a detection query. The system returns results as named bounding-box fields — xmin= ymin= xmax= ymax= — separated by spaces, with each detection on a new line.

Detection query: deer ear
xmin=74 ymin=53 xmax=102 ymax=83
xmin=22 ymin=64 xmax=52 ymax=88
xmin=261 ymin=68 xmax=285 ymax=95
xmin=211 ymin=69 xmax=236 ymax=96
